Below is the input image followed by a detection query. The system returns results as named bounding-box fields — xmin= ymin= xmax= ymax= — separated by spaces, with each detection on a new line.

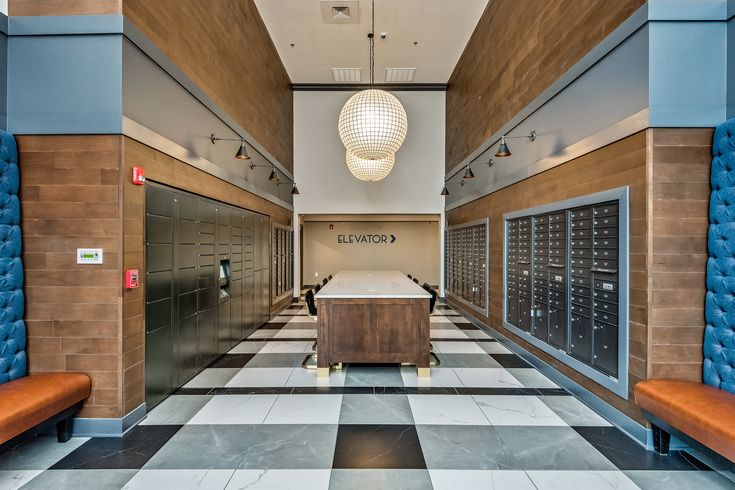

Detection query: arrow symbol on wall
xmin=390 ymin=235 xmax=396 ymax=243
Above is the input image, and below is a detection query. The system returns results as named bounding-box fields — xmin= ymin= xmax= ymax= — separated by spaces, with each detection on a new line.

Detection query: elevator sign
xmin=337 ymin=234 xmax=397 ymax=244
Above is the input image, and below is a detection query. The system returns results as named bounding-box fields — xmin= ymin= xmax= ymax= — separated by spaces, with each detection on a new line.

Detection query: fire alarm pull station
xmin=125 ymin=269 xmax=139 ymax=289
xmin=132 ymin=166 xmax=145 ymax=185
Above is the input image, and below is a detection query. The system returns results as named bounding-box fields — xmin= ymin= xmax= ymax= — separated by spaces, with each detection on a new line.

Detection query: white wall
xmin=0 ymin=1 xmax=7 ymax=15
xmin=293 ymin=90 xmax=446 ymax=295
xmin=293 ymin=90 xmax=445 ymax=214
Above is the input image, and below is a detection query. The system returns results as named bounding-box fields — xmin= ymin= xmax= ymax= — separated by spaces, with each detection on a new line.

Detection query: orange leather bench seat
xmin=635 ymin=379 xmax=735 ymax=462
xmin=0 ymin=372 xmax=91 ymax=444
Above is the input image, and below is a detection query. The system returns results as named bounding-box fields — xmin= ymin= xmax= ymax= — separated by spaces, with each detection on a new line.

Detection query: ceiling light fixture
xmin=337 ymin=0 xmax=407 ymax=181
xmin=494 ymin=131 xmax=537 ymax=158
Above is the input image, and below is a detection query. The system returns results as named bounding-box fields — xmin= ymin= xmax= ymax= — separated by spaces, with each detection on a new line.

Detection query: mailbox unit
xmin=503 ymin=187 xmax=629 ymax=398
xmin=445 ymin=218 xmax=489 ymax=316
xmin=272 ymin=223 xmax=294 ymax=304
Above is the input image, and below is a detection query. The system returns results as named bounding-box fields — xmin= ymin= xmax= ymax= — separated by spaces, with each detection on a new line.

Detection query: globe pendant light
xmin=345 ymin=150 xmax=395 ymax=182
xmin=338 ymin=0 xmax=407 ymax=179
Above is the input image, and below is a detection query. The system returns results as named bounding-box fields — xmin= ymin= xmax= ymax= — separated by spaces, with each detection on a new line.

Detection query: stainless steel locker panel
xmin=145 ymin=323 xmax=173 ymax=409
xmin=518 ymin=295 xmax=532 ymax=332
xmin=593 ymin=321 xmax=618 ymax=376
xmin=197 ymin=307 xmax=217 ymax=367
xmin=218 ymin=300 xmax=231 ymax=355
xmin=507 ymin=293 xmax=519 ymax=325
xmin=178 ymin=315 xmax=198 ymax=384
xmin=548 ymin=307 xmax=567 ymax=348
xmin=534 ymin=302 xmax=549 ymax=341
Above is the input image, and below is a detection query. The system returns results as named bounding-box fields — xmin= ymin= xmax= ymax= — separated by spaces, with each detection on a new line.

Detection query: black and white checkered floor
xmin=1 ymin=303 xmax=733 ymax=489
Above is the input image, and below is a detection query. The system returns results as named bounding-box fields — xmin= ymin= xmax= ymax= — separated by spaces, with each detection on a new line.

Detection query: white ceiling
xmin=254 ymin=0 xmax=489 ymax=84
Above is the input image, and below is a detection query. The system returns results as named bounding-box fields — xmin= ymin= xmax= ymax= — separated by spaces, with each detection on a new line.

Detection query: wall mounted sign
xmin=337 ymin=234 xmax=396 ymax=244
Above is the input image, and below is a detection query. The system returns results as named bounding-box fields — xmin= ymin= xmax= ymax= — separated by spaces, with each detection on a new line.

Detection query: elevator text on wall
xmin=337 ymin=234 xmax=397 ymax=244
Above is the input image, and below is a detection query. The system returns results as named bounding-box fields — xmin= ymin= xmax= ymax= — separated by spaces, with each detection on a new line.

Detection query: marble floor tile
xmin=140 ymin=395 xmax=214 ymax=425
xmin=624 ymin=470 xmax=735 ymax=490
xmin=477 ymin=342 xmax=512 ymax=354
xmin=51 ymin=426 xmax=182 ymax=470
xmin=0 ymin=470 xmax=42 ymax=489
xmin=400 ymin=367 xmax=462 ymax=387
xmin=328 ymin=469 xmax=433 ymax=490
xmin=22 ymin=469 xmax=138 ymax=489
xmin=473 ymin=395 xmax=567 ymax=426
xmin=258 ymin=340 xmax=313 ymax=354
xmin=430 ymin=329 xmax=470 ymax=339
xmin=345 ymin=365 xmax=404 ymax=387
xmin=145 ymin=425 xmax=337 ymax=470
xmin=332 ymin=426 xmax=426 ymax=469
xmin=228 ymin=341 xmax=268 ymax=354
xmin=526 ymin=470 xmax=640 ymax=490
xmin=183 ymin=368 xmax=240 ymax=388
xmin=285 ymin=366 xmax=347 ymax=387
xmin=187 ymin=395 xmax=278 ymax=424
xmin=225 ymin=368 xmax=295 ymax=387
xmin=273 ymin=328 xmax=317 ymax=338
xmin=287 ymin=316 xmax=317 ymax=324
xmin=429 ymin=469 xmax=536 ymax=490
xmin=454 ymin=368 xmax=524 ymax=388
xmin=505 ymin=368 xmax=558 ymax=388
xmin=463 ymin=330 xmax=492 ymax=339
xmin=226 ymin=469 xmax=331 ymax=489
xmin=450 ymin=316 xmax=472 ymax=323
xmin=209 ymin=353 xmax=256 ymax=368
xmin=429 ymin=316 xmax=455 ymax=324
xmin=489 ymin=354 xmax=532 ymax=368
xmin=245 ymin=353 xmax=310 ymax=368
xmin=572 ymin=426 xmax=702 ymax=471
xmin=269 ymin=315 xmax=295 ymax=323
xmin=339 ymin=395 xmax=414 ymax=425
xmin=539 ymin=396 xmax=611 ymax=426
xmin=124 ymin=469 xmax=235 ymax=490
xmin=435 ymin=353 xmax=502 ymax=369
xmin=263 ymin=394 xmax=342 ymax=424
xmin=248 ymin=329 xmax=278 ymax=339
xmin=408 ymin=395 xmax=490 ymax=425
xmin=494 ymin=426 xmax=617 ymax=470
xmin=432 ymin=341 xmax=487 ymax=354
xmin=416 ymin=425 xmax=514 ymax=470
xmin=0 ymin=436 xmax=89 ymax=470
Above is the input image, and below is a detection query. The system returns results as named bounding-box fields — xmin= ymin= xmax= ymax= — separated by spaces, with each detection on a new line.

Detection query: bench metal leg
xmin=652 ymin=423 xmax=670 ymax=455
xmin=56 ymin=416 xmax=73 ymax=443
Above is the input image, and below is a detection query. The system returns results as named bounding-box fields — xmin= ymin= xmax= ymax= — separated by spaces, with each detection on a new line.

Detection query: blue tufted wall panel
xmin=0 ymin=131 xmax=26 ymax=385
xmin=705 ymin=118 xmax=735 ymax=394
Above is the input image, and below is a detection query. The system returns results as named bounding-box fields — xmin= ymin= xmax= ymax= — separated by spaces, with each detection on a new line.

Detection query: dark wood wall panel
xmin=123 ymin=0 xmax=293 ymax=171
xmin=445 ymin=0 xmax=644 ymax=171
xmin=446 ymin=132 xmax=648 ymax=422
xmin=18 ymin=135 xmax=124 ymax=419
xmin=9 ymin=0 xmax=122 ymax=15
xmin=648 ymin=128 xmax=712 ymax=382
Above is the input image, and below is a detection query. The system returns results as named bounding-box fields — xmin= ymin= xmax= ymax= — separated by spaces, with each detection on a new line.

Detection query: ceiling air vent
xmin=385 ymin=68 xmax=416 ymax=83
xmin=320 ymin=1 xmax=360 ymax=24
xmin=332 ymin=68 xmax=362 ymax=83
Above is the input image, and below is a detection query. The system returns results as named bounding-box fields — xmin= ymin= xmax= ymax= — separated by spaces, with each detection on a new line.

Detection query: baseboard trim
xmin=72 ymin=403 xmax=146 ymax=438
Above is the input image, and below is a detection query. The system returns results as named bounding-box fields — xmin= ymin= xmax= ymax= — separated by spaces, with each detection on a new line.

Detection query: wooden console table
xmin=314 ymin=270 xmax=431 ymax=377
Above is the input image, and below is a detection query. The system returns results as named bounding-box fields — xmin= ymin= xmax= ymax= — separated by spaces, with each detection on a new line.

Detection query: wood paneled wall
xmin=123 ymin=0 xmax=293 ymax=171
xmin=446 ymin=132 xmax=649 ymax=422
xmin=445 ymin=0 xmax=644 ymax=171
xmin=121 ymin=137 xmax=291 ymax=413
xmin=17 ymin=134 xmax=291 ymax=418
xmin=9 ymin=0 xmax=122 ymax=15
xmin=647 ymin=128 xmax=712 ymax=382
xmin=18 ymin=135 xmax=124 ymax=418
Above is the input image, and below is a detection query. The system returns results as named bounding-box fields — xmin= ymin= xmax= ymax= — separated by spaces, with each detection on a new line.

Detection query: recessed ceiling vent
xmin=385 ymin=68 xmax=416 ymax=83
xmin=332 ymin=68 xmax=362 ymax=82
xmin=321 ymin=1 xmax=360 ymax=24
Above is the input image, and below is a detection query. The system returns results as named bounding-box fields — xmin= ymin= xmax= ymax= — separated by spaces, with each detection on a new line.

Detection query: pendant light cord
xmin=370 ymin=0 xmax=375 ymax=86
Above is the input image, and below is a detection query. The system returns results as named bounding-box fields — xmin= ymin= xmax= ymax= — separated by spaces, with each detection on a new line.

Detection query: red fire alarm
xmin=125 ymin=269 xmax=139 ymax=289
xmin=132 ymin=166 xmax=145 ymax=185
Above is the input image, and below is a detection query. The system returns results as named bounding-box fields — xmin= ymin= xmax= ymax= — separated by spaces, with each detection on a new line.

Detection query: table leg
xmin=418 ymin=367 xmax=430 ymax=378
xmin=317 ymin=367 xmax=330 ymax=378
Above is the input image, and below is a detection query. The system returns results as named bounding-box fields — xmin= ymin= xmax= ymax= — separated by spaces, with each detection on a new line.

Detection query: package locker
xmin=504 ymin=197 xmax=622 ymax=379
xmin=145 ymin=183 xmax=276 ymax=408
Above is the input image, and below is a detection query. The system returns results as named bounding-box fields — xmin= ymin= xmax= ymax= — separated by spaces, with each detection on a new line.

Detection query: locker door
xmin=176 ymin=194 xmax=199 ymax=384
xmin=230 ymin=211 xmax=244 ymax=344
xmin=243 ymin=213 xmax=256 ymax=335
xmin=260 ymin=218 xmax=271 ymax=323
xmin=197 ymin=199 xmax=218 ymax=367
xmin=145 ymin=185 xmax=175 ymax=408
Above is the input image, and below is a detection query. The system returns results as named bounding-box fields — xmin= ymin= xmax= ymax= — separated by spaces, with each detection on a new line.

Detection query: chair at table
xmin=422 ymin=284 xmax=438 ymax=314
xmin=413 ymin=278 xmax=419 ymax=284
xmin=322 ymin=277 xmax=328 ymax=286
xmin=408 ymin=274 xmax=413 ymax=279
xmin=328 ymin=274 xmax=333 ymax=281
xmin=314 ymin=283 xmax=321 ymax=293
xmin=305 ymin=289 xmax=318 ymax=320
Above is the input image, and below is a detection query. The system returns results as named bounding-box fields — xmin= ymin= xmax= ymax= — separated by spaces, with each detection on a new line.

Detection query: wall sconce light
xmin=268 ymin=166 xmax=280 ymax=183
xmin=463 ymin=164 xmax=475 ymax=179
xmin=441 ymin=185 xmax=449 ymax=196
xmin=211 ymin=133 xmax=251 ymax=160
xmin=494 ymin=131 xmax=536 ymax=158
xmin=291 ymin=183 xmax=300 ymax=195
